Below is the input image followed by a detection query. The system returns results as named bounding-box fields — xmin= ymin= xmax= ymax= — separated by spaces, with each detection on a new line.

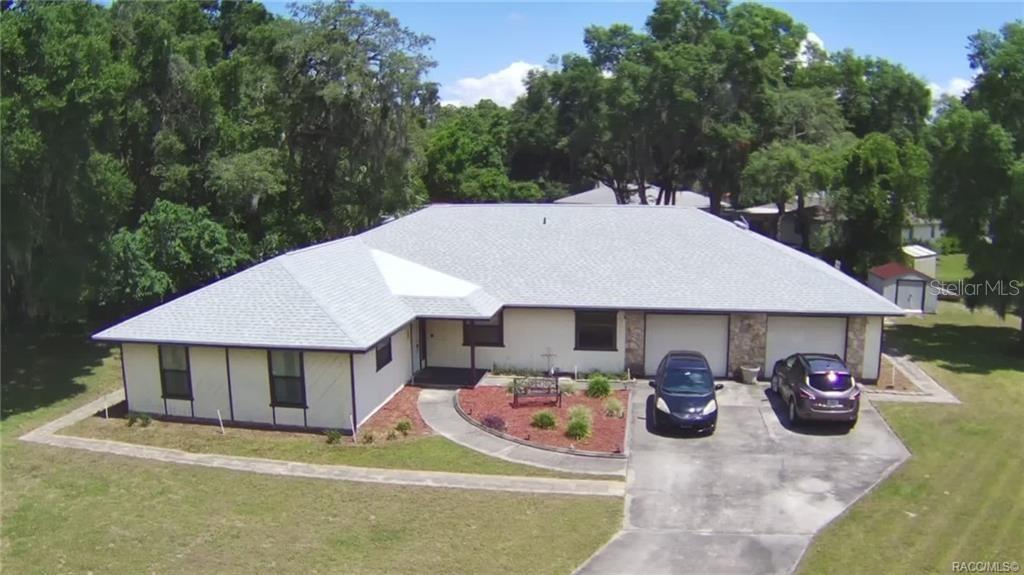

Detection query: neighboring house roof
xmin=738 ymin=191 xmax=827 ymax=216
xmin=907 ymin=215 xmax=942 ymax=226
xmin=901 ymin=244 xmax=937 ymax=259
xmin=869 ymin=262 xmax=933 ymax=281
xmin=95 ymin=204 xmax=903 ymax=352
xmin=554 ymin=183 xmax=723 ymax=209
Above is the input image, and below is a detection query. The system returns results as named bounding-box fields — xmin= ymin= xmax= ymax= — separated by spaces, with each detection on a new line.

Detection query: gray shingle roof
xmin=95 ymin=203 xmax=903 ymax=351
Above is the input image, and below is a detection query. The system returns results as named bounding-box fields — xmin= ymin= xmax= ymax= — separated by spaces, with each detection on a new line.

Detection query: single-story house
xmin=555 ymin=183 xmax=723 ymax=210
xmin=903 ymin=216 xmax=945 ymax=244
xmin=94 ymin=204 xmax=902 ymax=432
xmin=901 ymin=244 xmax=937 ymax=278
xmin=733 ymin=192 xmax=827 ymax=248
xmin=867 ymin=262 xmax=938 ymax=314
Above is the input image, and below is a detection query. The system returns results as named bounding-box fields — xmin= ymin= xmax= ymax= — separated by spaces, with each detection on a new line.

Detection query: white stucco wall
xmin=304 ymin=351 xmax=353 ymax=429
xmin=189 ymin=347 xmax=230 ymax=420
xmin=353 ymin=324 xmax=413 ymax=426
xmin=862 ymin=316 xmax=883 ymax=381
xmin=228 ymin=348 xmax=272 ymax=424
xmin=425 ymin=308 xmax=625 ymax=374
xmin=122 ymin=343 xmax=163 ymax=414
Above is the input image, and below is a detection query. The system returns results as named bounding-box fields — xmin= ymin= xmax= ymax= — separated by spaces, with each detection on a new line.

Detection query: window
xmin=159 ymin=345 xmax=192 ymax=400
xmin=463 ymin=311 xmax=503 ymax=347
xmin=575 ymin=310 xmax=617 ymax=351
xmin=268 ymin=350 xmax=305 ymax=408
xmin=375 ymin=337 xmax=393 ymax=371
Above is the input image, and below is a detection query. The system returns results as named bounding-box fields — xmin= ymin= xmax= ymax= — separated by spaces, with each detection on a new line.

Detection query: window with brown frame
xmin=463 ymin=311 xmax=503 ymax=347
xmin=375 ymin=337 xmax=393 ymax=371
xmin=159 ymin=345 xmax=193 ymax=400
xmin=575 ymin=310 xmax=617 ymax=351
xmin=268 ymin=350 xmax=305 ymax=408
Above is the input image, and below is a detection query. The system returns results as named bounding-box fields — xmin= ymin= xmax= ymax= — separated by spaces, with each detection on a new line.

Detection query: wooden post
xmin=470 ymin=342 xmax=476 ymax=385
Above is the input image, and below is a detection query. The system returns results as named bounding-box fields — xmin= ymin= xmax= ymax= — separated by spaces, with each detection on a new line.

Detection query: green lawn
xmin=936 ymin=252 xmax=970 ymax=282
xmin=1 ymin=335 xmax=622 ymax=574
xmin=799 ymin=302 xmax=1024 ymax=574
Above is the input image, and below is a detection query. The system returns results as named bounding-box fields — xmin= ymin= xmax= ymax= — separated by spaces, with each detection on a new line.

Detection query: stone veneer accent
xmin=727 ymin=313 xmax=767 ymax=379
xmin=623 ymin=311 xmax=645 ymax=378
xmin=845 ymin=316 xmax=866 ymax=379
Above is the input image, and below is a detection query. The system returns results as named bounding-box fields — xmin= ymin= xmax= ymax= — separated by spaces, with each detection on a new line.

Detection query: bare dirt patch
xmin=869 ymin=356 xmax=923 ymax=393
xmin=458 ymin=387 xmax=629 ymax=454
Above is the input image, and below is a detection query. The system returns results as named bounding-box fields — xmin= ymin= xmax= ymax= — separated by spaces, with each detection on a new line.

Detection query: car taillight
xmin=799 ymin=388 xmax=815 ymax=400
xmin=850 ymin=387 xmax=861 ymax=400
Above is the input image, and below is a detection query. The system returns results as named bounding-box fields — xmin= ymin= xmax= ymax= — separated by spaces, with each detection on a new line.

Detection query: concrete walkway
xmin=19 ymin=389 xmax=624 ymax=498
xmin=418 ymin=388 xmax=628 ymax=477
xmin=866 ymin=354 xmax=961 ymax=404
xmin=577 ymin=383 xmax=910 ymax=575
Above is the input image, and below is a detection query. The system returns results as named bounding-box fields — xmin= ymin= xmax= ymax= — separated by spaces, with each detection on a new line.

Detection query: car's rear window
xmin=806 ymin=357 xmax=848 ymax=372
xmin=808 ymin=372 xmax=853 ymax=392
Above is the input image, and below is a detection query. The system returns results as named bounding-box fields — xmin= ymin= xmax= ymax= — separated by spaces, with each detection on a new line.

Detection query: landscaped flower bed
xmin=457 ymin=387 xmax=629 ymax=454
xmin=357 ymin=385 xmax=429 ymax=440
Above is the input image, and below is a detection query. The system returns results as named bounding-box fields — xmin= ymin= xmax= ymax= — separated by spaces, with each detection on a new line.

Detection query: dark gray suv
xmin=771 ymin=353 xmax=860 ymax=426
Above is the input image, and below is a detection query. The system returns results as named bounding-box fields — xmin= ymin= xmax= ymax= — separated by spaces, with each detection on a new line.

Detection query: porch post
xmin=469 ymin=342 xmax=476 ymax=385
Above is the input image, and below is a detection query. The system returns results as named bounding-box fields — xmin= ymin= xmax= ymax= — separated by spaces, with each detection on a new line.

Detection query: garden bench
xmin=512 ymin=377 xmax=562 ymax=407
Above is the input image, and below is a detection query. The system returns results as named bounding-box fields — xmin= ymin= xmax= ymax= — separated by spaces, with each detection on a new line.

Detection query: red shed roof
xmin=869 ymin=261 xmax=931 ymax=280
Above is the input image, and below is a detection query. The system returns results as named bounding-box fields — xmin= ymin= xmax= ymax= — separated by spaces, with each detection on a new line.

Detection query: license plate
xmin=826 ymin=399 xmax=840 ymax=407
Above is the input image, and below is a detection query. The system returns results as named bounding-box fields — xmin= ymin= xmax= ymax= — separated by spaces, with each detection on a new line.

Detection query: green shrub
xmin=394 ymin=419 xmax=412 ymax=436
xmin=386 ymin=429 xmax=398 ymax=441
xmin=585 ymin=374 xmax=612 ymax=398
xmin=127 ymin=412 xmax=152 ymax=427
xmin=360 ymin=432 xmax=375 ymax=444
xmin=324 ymin=429 xmax=343 ymax=444
xmin=560 ymin=381 xmax=577 ymax=396
xmin=568 ymin=405 xmax=593 ymax=424
xmin=531 ymin=410 xmax=557 ymax=429
xmin=565 ymin=417 xmax=592 ymax=440
xmin=935 ymin=236 xmax=961 ymax=254
xmin=603 ymin=397 xmax=625 ymax=418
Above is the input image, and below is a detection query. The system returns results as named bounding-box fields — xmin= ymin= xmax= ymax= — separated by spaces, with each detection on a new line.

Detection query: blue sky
xmin=265 ymin=1 xmax=1023 ymax=106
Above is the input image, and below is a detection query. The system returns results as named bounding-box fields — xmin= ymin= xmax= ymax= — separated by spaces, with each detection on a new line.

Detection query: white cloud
xmin=442 ymin=61 xmax=543 ymax=107
xmin=798 ymin=31 xmax=826 ymax=65
xmin=927 ymin=77 xmax=972 ymax=101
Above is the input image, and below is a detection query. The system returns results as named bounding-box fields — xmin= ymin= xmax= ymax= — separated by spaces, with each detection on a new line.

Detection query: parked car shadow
xmin=762 ymin=388 xmax=853 ymax=436
xmin=642 ymin=395 xmax=714 ymax=439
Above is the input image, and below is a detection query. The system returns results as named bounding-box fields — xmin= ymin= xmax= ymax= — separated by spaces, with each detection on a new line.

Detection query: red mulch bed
xmin=359 ymin=386 xmax=431 ymax=437
xmin=457 ymin=387 xmax=629 ymax=454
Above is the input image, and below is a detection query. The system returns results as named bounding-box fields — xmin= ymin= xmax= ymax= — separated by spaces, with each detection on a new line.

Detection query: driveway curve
xmin=578 ymin=383 xmax=909 ymax=575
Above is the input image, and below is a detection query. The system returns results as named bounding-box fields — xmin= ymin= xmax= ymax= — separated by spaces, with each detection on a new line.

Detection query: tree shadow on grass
xmin=886 ymin=323 xmax=1024 ymax=376
xmin=1 ymin=332 xmax=111 ymax=421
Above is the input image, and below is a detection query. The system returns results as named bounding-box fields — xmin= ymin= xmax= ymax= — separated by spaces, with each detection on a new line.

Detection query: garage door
xmin=764 ymin=316 xmax=847 ymax=373
xmin=644 ymin=314 xmax=729 ymax=377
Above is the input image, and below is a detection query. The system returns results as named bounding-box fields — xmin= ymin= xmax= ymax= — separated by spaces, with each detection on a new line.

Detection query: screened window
xmin=159 ymin=345 xmax=192 ymax=400
xmin=463 ymin=311 xmax=503 ymax=347
xmin=269 ymin=350 xmax=305 ymax=408
xmin=575 ymin=310 xmax=617 ymax=351
xmin=375 ymin=337 xmax=393 ymax=371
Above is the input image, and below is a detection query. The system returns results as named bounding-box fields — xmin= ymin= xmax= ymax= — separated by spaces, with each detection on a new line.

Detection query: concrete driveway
xmin=579 ymin=382 xmax=909 ymax=575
